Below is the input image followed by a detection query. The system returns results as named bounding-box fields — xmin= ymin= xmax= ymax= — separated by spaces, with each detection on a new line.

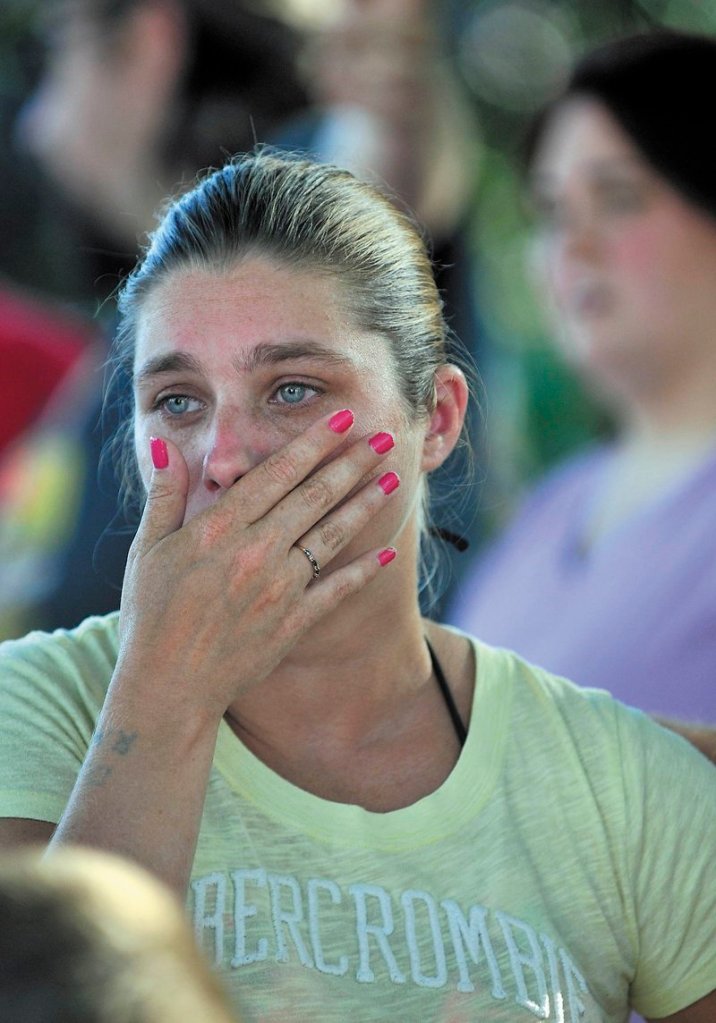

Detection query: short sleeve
xmin=618 ymin=706 xmax=716 ymax=1017
xmin=0 ymin=616 xmax=117 ymax=822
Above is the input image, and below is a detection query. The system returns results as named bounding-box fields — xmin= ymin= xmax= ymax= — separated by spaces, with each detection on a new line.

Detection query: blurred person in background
xmin=0 ymin=846 xmax=238 ymax=1022
xmin=19 ymin=0 xmax=477 ymax=297
xmin=16 ymin=0 xmax=308 ymax=288
xmin=448 ymin=31 xmax=716 ymax=761
xmin=0 ymin=0 xmax=481 ymax=639
xmin=282 ymin=0 xmax=478 ymax=277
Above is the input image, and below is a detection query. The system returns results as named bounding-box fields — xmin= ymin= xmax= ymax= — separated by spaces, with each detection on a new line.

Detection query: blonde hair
xmin=117 ymin=150 xmax=447 ymax=412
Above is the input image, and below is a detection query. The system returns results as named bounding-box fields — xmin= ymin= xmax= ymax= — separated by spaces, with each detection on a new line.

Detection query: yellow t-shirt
xmin=0 ymin=613 xmax=714 ymax=1022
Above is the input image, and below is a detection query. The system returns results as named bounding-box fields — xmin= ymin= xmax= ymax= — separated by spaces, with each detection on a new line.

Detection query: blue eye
xmin=530 ymin=198 xmax=569 ymax=235
xmin=600 ymin=187 xmax=645 ymax=214
xmin=160 ymin=395 xmax=202 ymax=416
xmin=277 ymin=383 xmax=310 ymax=405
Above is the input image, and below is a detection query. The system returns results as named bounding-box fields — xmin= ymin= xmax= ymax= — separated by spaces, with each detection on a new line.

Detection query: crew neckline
xmin=212 ymin=637 xmax=513 ymax=851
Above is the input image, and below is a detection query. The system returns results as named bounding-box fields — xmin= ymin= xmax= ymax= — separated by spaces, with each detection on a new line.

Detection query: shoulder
xmin=453 ymin=446 xmax=608 ymax=594
xmin=0 ymin=610 xmax=120 ymax=661
xmin=453 ymin=633 xmax=716 ymax=1016
xmin=0 ymin=613 xmax=120 ymax=707
xmin=467 ymin=634 xmax=716 ymax=793
xmin=507 ymin=444 xmax=608 ymax=523
xmin=0 ymin=614 xmax=120 ymax=824
xmin=469 ymin=635 xmax=716 ymax=879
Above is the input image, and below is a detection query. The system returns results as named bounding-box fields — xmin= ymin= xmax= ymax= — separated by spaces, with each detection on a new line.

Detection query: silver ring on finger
xmin=294 ymin=544 xmax=321 ymax=581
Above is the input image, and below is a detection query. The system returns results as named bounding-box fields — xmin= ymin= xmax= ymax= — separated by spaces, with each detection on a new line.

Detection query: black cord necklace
xmin=425 ymin=639 xmax=467 ymax=748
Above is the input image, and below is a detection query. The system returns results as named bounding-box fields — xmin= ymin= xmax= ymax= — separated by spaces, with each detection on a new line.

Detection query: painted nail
xmin=369 ymin=432 xmax=394 ymax=454
xmin=329 ymin=409 xmax=354 ymax=433
xmin=378 ymin=471 xmax=400 ymax=495
xmin=150 ymin=437 xmax=169 ymax=470
xmin=378 ymin=547 xmax=397 ymax=567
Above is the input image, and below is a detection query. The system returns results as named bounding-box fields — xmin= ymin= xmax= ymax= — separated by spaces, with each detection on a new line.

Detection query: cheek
xmin=133 ymin=419 xmax=214 ymax=497
xmin=606 ymin=201 xmax=706 ymax=296
xmin=609 ymin=225 xmax=664 ymax=285
xmin=349 ymin=370 xmax=406 ymax=429
xmin=538 ymin=239 xmax=572 ymax=311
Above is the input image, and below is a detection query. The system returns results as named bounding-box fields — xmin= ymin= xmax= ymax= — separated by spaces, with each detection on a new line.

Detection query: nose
xmin=547 ymin=207 xmax=604 ymax=303
xmin=560 ymin=207 xmax=603 ymax=263
xmin=202 ymin=415 xmax=266 ymax=493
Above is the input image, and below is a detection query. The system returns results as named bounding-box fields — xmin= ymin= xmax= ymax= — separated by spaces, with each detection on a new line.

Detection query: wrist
xmin=104 ymin=661 xmax=225 ymax=751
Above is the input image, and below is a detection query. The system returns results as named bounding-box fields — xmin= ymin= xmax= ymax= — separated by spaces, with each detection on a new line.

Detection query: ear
xmin=421 ymin=364 xmax=469 ymax=473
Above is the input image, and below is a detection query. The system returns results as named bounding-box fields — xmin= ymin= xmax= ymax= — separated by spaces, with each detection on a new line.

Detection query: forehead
xmin=532 ymin=98 xmax=644 ymax=182
xmin=139 ymin=259 xmax=340 ymax=339
xmin=134 ymin=257 xmax=385 ymax=372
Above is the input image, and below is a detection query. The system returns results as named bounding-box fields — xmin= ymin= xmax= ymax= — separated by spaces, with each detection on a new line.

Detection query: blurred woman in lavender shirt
xmin=449 ymin=31 xmax=716 ymax=762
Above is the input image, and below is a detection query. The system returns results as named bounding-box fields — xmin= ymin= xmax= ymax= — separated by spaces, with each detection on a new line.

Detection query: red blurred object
xmin=0 ymin=287 xmax=92 ymax=455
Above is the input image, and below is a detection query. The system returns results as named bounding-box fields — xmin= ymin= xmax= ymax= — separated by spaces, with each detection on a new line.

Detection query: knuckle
xmin=262 ymin=451 xmax=299 ymax=487
xmin=143 ymin=484 xmax=175 ymax=510
xmin=300 ymin=474 xmax=334 ymax=512
xmin=318 ymin=519 xmax=345 ymax=551
xmin=246 ymin=544 xmax=272 ymax=578
xmin=229 ymin=535 xmax=269 ymax=579
xmin=226 ymin=526 xmax=284 ymax=585
xmin=251 ymin=574 xmax=291 ymax=613
xmin=334 ymin=574 xmax=361 ymax=601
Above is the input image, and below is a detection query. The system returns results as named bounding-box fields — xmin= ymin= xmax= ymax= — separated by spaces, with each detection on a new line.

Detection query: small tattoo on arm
xmin=91 ymin=726 xmax=138 ymax=755
xmin=86 ymin=727 xmax=139 ymax=787
xmin=111 ymin=731 xmax=138 ymax=755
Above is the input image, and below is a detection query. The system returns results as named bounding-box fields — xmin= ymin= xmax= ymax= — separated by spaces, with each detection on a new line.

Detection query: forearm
xmin=655 ymin=717 xmax=716 ymax=765
xmin=50 ymin=673 xmax=221 ymax=898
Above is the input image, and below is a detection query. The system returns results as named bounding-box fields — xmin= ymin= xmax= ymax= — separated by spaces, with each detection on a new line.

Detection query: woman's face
xmin=132 ymin=257 xmax=428 ymax=555
xmin=530 ymin=98 xmax=716 ymax=405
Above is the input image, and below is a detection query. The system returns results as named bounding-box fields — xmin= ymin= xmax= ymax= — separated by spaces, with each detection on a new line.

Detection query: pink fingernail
xmin=150 ymin=437 xmax=169 ymax=469
xmin=369 ymin=432 xmax=394 ymax=454
xmin=329 ymin=409 xmax=354 ymax=433
xmin=378 ymin=547 xmax=397 ymax=567
xmin=378 ymin=471 xmax=400 ymax=495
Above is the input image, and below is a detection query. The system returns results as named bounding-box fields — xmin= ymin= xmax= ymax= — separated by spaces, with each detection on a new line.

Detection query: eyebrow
xmin=530 ymin=156 xmax=646 ymax=192
xmin=134 ymin=351 xmax=203 ymax=385
xmin=134 ymin=341 xmax=355 ymax=386
xmin=237 ymin=342 xmax=354 ymax=374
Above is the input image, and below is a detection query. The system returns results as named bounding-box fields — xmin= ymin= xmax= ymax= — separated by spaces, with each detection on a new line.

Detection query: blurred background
xmin=1 ymin=0 xmax=715 ymax=639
